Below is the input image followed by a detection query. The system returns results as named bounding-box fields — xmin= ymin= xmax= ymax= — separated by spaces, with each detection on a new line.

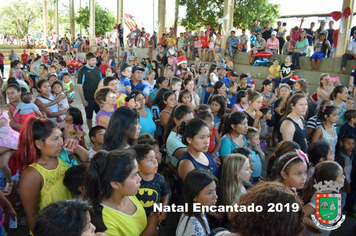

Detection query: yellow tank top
xmin=29 ymin=158 xmax=74 ymax=211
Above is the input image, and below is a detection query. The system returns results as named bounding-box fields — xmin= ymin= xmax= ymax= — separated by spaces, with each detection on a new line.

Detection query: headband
xmin=281 ymin=150 xmax=309 ymax=173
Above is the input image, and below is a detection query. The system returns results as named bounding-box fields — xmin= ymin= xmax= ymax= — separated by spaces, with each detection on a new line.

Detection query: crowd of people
xmin=0 ymin=18 xmax=355 ymax=236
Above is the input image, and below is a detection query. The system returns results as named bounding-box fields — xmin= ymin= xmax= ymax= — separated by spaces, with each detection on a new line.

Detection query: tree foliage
xmin=0 ymin=0 xmax=69 ymax=38
xmin=75 ymin=3 xmax=116 ymax=36
xmin=179 ymin=0 xmax=280 ymax=31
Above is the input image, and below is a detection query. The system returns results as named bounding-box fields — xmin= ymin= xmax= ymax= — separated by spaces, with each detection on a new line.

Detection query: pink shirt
xmin=291 ymin=28 xmax=302 ymax=47
xmin=266 ymin=38 xmax=279 ymax=50
xmin=168 ymin=56 xmax=178 ymax=71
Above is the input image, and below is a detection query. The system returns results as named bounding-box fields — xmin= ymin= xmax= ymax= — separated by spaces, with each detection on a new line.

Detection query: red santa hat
xmin=290 ymin=75 xmax=300 ymax=82
xmin=177 ymin=56 xmax=187 ymax=66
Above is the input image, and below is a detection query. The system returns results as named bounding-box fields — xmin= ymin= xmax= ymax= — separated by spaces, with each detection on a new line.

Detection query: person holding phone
xmin=310 ymin=33 xmax=331 ymax=71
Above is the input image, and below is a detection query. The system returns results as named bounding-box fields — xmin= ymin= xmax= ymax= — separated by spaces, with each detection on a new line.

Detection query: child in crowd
xmin=307 ymin=141 xmax=334 ymax=181
xmin=58 ymin=61 xmax=68 ymax=81
xmin=59 ymin=107 xmax=86 ymax=147
xmin=311 ymin=105 xmax=338 ymax=154
xmin=63 ymin=164 xmax=87 ymax=199
xmin=192 ymin=36 xmax=201 ymax=59
xmin=237 ymin=73 xmax=251 ymax=91
xmin=302 ymin=161 xmax=345 ymax=236
xmin=178 ymin=89 xmax=195 ymax=110
xmin=118 ymin=63 xmax=132 ymax=95
xmin=246 ymin=127 xmax=265 ymax=183
xmin=244 ymin=71 xmax=256 ymax=90
xmin=49 ymin=65 xmax=57 ymax=75
xmin=259 ymin=107 xmax=272 ymax=153
xmin=339 ymin=109 xmax=356 ymax=139
xmin=346 ymin=97 xmax=355 ymax=110
xmin=336 ymin=134 xmax=356 ymax=216
xmin=0 ymin=190 xmax=17 ymax=235
xmin=0 ymin=100 xmax=19 ymax=195
xmin=195 ymin=110 xmax=221 ymax=163
xmin=99 ymin=59 xmax=109 ymax=78
xmin=51 ymin=81 xmax=69 ymax=121
xmin=62 ymin=72 xmax=75 ymax=99
xmin=136 ymin=136 xmax=163 ymax=171
xmin=183 ymin=78 xmax=200 ymax=106
xmin=294 ymin=78 xmax=309 ymax=96
xmin=13 ymin=92 xmax=42 ymax=124
xmin=226 ymin=81 xmax=238 ymax=110
xmin=88 ymin=125 xmax=106 ymax=159
xmin=210 ymin=95 xmax=226 ymax=130
xmin=176 ymin=169 xmax=217 ymax=236
xmin=170 ymin=77 xmax=182 ymax=101
xmin=220 ymin=153 xmax=252 ymax=205
xmin=231 ymin=90 xmax=248 ymax=112
xmin=133 ymin=144 xmax=169 ymax=221
xmin=271 ymin=150 xmax=309 ymax=191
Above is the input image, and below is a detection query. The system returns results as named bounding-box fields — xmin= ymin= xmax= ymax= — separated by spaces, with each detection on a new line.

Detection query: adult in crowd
xmin=217 ymin=63 xmax=230 ymax=89
xmin=280 ymin=93 xmax=308 ymax=152
xmin=248 ymin=33 xmax=265 ymax=65
xmin=16 ymin=118 xmax=89 ymax=233
xmin=165 ymin=105 xmax=194 ymax=168
xmin=77 ymin=53 xmax=102 ymax=129
xmin=339 ymin=30 xmax=356 ymax=74
xmin=310 ymin=33 xmax=331 ymax=71
xmin=330 ymin=29 xmax=339 ymax=58
xmin=177 ymin=118 xmax=219 ymax=182
xmin=265 ymin=31 xmax=279 ymax=54
xmin=2 ymin=77 xmax=29 ymax=100
xmin=21 ymin=49 xmax=29 ymax=66
xmin=275 ymin=55 xmax=295 ymax=88
xmin=117 ymin=23 xmax=124 ymax=47
xmin=85 ymin=149 xmax=158 ymax=235
xmin=130 ymin=90 xmax=156 ymax=137
xmin=130 ymin=65 xmax=149 ymax=100
xmin=330 ymin=85 xmax=348 ymax=134
xmin=29 ymin=55 xmax=42 ymax=90
xmin=94 ymin=87 xmax=116 ymax=129
xmin=261 ymin=21 xmax=273 ymax=41
xmin=147 ymin=76 xmax=169 ymax=107
xmin=8 ymin=49 xmax=20 ymax=62
xmin=3 ymin=83 xmax=23 ymax=131
xmin=35 ymin=79 xmax=66 ymax=123
xmin=103 ymin=76 xmax=127 ymax=108
xmin=275 ymin=21 xmax=287 ymax=54
xmin=226 ymin=30 xmax=240 ymax=58
xmin=238 ymin=29 xmax=249 ymax=53
xmin=292 ymin=30 xmax=308 ymax=69
xmin=327 ymin=21 xmax=335 ymax=56
xmin=315 ymin=20 xmax=328 ymax=41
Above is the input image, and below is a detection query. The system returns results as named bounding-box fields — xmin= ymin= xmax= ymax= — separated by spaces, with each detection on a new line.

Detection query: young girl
xmin=259 ymin=107 xmax=272 ymax=152
xmin=176 ymin=169 xmax=217 ymax=236
xmin=270 ymin=150 xmax=309 ymax=191
xmin=183 ymin=78 xmax=200 ymax=105
xmin=13 ymin=92 xmax=42 ymax=124
xmin=207 ymin=81 xmax=226 ymax=104
xmin=219 ymin=112 xmax=249 ymax=162
xmin=311 ymin=105 xmax=338 ymax=154
xmin=62 ymin=73 xmax=75 ymax=99
xmin=317 ymin=73 xmax=333 ymax=102
xmin=195 ymin=110 xmax=221 ymax=163
xmin=244 ymin=89 xmax=263 ymax=128
xmin=144 ymin=70 xmax=156 ymax=92
xmin=59 ymin=107 xmax=86 ymax=147
xmin=9 ymin=60 xmax=26 ymax=81
xmin=51 ymin=81 xmax=69 ymax=122
xmin=231 ymin=90 xmax=248 ymax=112
xmin=179 ymin=89 xmax=195 ymax=110
xmin=294 ymin=78 xmax=309 ymax=96
xmin=192 ymin=36 xmax=201 ymax=59
xmin=302 ymin=161 xmax=345 ymax=236
xmin=160 ymin=91 xmax=177 ymax=127
xmin=306 ymin=141 xmax=334 ymax=181
xmin=0 ymin=101 xmax=19 ymax=195
xmin=220 ymin=154 xmax=251 ymax=206
xmin=170 ymin=76 xmax=182 ymax=101
xmin=210 ymin=95 xmax=226 ymax=130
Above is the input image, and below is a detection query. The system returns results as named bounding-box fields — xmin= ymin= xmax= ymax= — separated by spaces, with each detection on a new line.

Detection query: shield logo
xmin=315 ymin=193 xmax=342 ymax=224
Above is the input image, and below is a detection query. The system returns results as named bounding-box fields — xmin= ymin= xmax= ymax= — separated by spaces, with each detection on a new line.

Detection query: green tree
xmin=179 ymin=0 xmax=280 ymax=31
xmin=0 ymin=0 xmax=37 ymax=38
xmin=76 ymin=3 xmax=116 ymax=36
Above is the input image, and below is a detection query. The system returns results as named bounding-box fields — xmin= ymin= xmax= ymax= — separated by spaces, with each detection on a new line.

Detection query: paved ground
xmin=2 ymin=65 xmax=355 ymax=235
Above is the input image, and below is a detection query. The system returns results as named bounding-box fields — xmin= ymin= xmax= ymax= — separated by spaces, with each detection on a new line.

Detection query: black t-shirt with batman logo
xmin=136 ymin=173 xmax=169 ymax=216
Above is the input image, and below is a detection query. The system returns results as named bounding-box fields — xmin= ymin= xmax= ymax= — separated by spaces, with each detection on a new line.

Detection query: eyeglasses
xmin=107 ymin=93 xmax=116 ymax=98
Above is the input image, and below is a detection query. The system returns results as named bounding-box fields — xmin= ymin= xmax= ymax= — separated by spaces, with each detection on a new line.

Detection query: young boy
xmin=226 ymin=80 xmax=238 ymax=110
xmin=63 ymin=164 xmax=87 ymax=198
xmin=245 ymin=127 xmax=265 ymax=184
xmin=133 ymin=144 xmax=169 ymax=221
xmin=88 ymin=125 xmax=106 ymax=159
xmin=336 ymin=134 xmax=356 ymax=216
xmin=58 ymin=60 xmax=69 ymax=81
xmin=169 ymin=77 xmax=182 ymax=101
xmin=49 ymin=65 xmax=57 ymax=75
xmin=346 ymin=97 xmax=355 ymax=110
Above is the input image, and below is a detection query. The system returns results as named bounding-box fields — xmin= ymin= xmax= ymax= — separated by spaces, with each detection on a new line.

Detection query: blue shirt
xmin=58 ymin=68 xmax=69 ymax=81
xmin=227 ymin=36 xmax=239 ymax=48
xmin=139 ymin=108 xmax=156 ymax=137
xmin=247 ymin=147 xmax=262 ymax=178
xmin=119 ymin=76 xmax=131 ymax=95
xmin=226 ymin=92 xmax=236 ymax=108
xmin=219 ymin=135 xmax=248 ymax=157
xmin=178 ymin=151 xmax=219 ymax=179
xmin=131 ymin=80 xmax=149 ymax=95
xmin=219 ymin=76 xmax=231 ymax=88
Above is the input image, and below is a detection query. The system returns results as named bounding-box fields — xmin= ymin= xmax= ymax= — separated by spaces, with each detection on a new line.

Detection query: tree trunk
xmin=173 ymin=0 xmax=179 ymax=35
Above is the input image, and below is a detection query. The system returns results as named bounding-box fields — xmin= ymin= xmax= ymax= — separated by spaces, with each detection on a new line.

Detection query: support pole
xmin=158 ymin=0 xmax=166 ymax=39
xmin=89 ymin=0 xmax=95 ymax=51
xmin=335 ymin=0 xmax=355 ymax=57
xmin=43 ymin=0 xmax=48 ymax=37
xmin=117 ymin=0 xmax=124 ymax=25
xmin=54 ymin=0 xmax=59 ymax=38
xmin=221 ymin=0 xmax=234 ymax=56
xmin=69 ymin=0 xmax=75 ymax=41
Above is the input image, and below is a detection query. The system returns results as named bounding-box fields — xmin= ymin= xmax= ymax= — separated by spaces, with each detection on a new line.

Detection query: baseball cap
xmin=132 ymin=65 xmax=145 ymax=73
xmin=271 ymin=31 xmax=277 ymax=36
xmin=227 ymin=70 xmax=238 ymax=77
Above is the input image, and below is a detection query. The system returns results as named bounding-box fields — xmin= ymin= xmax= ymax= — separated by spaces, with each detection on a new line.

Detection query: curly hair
xmin=230 ymin=181 xmax=304 ymax=236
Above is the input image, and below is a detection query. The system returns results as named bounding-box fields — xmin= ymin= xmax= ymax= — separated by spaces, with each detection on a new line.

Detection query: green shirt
xmin=295 ymin=38 xmax=309 ymax=54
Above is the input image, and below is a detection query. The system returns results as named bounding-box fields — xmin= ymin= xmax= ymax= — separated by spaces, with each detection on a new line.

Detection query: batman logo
xmin=137 ymin=188 xmax=159 ymax=208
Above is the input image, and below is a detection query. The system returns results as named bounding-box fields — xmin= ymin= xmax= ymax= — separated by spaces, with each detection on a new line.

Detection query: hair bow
xmin=281 ymin=150 xmax=309 ymax=173
xmin=322 ymin=106 xmax=327 ymax=113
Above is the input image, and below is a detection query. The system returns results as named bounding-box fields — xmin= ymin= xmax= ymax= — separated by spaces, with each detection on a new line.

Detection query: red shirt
xmin=200 ymin=36 xmax=209 ymax=48
xmin=99 ymin=64 xmax=108 ymax=75
xmin=21 ymin=53 xmax=29 ymax=64
xmin=208 ymin=127 xmax=217 ymax=153
xmin=332 ymin=29 xmax=339 ymax=47
xmin=0 ymin=53 xmax=4 ymax=65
